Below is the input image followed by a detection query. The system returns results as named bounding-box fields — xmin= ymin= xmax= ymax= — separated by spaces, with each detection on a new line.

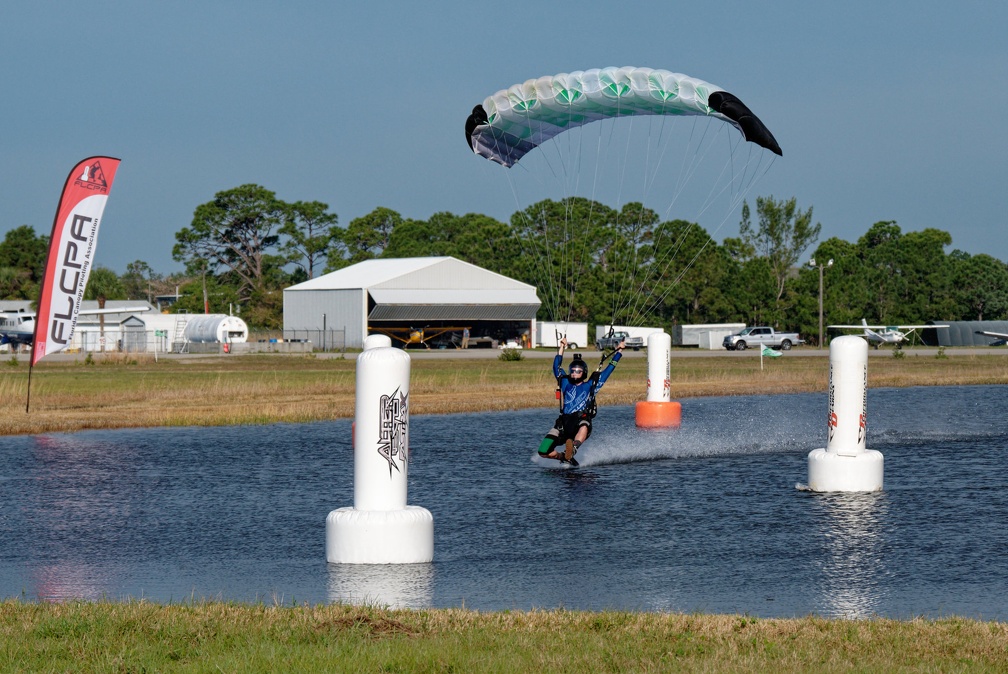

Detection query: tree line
xmin=2 ymin=183 xmax=1006 ymax=344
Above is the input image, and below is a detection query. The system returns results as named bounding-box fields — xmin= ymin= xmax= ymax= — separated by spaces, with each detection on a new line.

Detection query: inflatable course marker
xmin=806 ymin=335 xmax=884 ymax=492
xmin=326 ymin=334 xmax=434 ymax=563
xmin=635 ymin=332 xmax=681 ymax=428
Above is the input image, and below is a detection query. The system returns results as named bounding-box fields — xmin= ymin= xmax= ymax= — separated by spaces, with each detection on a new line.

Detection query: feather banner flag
xmin=760 ymin=343 xmax=781 ymax=371
xmin=30 ymin=156 xmax=121 ymax=366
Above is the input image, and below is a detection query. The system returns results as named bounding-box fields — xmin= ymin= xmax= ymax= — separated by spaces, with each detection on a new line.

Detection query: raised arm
xmin=596 ymin=341 xmax=625 ymax=386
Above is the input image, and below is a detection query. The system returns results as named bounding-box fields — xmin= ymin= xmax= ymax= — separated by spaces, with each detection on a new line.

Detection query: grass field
xmin=3 ymin=348 xmax=1008 ymax=436
xmin=0 ymin=600 xmax=1005 ymax=672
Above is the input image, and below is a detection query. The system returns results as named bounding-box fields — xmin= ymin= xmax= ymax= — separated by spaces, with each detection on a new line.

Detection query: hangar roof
xmin=284 ymin=256 xmax=540 ymax=322
xmin=286 ymin=256 xmax=536 ymax=293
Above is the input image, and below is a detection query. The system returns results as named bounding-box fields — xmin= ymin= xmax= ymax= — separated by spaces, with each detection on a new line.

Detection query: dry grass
xmin=2 ymin=349 xmax=1007 ymax=436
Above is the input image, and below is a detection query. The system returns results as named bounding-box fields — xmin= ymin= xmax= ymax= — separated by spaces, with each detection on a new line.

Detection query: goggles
xmin=570 ymin=366 xmax=585 ymax=375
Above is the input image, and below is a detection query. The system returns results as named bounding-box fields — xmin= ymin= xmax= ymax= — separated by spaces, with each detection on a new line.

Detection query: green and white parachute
xmin=466 ymin=66 xmax=780 ymax=167
xmin=465 ymin=66 xmax=781 ymax=328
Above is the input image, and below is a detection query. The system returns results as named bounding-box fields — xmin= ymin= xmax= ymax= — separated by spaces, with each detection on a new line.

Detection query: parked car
xmin=596 ymin=330 xmax=644 ymax=351
xmin=722 ymin=326 xmax=804 ymax=351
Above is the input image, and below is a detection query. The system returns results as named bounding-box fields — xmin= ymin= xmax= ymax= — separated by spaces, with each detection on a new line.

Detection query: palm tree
xmin=84 ymin=267 xmax=126 ymax=351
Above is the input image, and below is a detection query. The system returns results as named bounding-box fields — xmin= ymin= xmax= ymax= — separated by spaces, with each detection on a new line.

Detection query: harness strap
xmin=582 ymin=372 xmax=600 ymax=419
xmin=584 ymin=349 xmax=620 ymax=419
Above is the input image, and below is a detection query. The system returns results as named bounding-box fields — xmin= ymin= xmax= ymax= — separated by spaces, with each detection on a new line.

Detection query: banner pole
xmin=25 ymin=364 xmax=33 ymax=413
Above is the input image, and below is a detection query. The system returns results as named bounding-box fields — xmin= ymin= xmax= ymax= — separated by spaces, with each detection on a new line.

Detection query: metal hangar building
xmin=283 ymin=257 xmax=541 ymax=349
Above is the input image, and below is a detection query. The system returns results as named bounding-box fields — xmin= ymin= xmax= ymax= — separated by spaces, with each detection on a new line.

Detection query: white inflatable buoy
xmin=362 ymin=333 xmax=392 ymax=350
xmin=806 ymin=335 xmax=883 ymax=492
xmin=326 ymin=339 xmax=434 ymax=563
xmin=635 ymin=331 xmax=681 ymax=428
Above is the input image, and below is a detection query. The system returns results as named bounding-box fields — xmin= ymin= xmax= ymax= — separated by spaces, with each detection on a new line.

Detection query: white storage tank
xmin=184 ymin=314 xmax=249 ymax=343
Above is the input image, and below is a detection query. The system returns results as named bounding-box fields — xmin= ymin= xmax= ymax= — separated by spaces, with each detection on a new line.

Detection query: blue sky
xmin=2 ymin=2 xmax=1005 ymax=275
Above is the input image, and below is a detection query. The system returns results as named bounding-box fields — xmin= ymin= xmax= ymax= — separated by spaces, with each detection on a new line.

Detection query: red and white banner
xmin=31 ymin=156 xmax=121 ymax=366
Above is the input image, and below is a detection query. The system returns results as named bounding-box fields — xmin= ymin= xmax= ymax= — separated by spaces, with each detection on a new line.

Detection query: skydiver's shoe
xmin=564 ymin=439 xmax=575 ymax=462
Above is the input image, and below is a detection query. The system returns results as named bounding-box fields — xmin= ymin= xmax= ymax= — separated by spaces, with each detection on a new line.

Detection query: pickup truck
xmin=596 ymin=330 xmax=644 ymax=351
xmin=722 ymin=326 xmax=804 ymax=351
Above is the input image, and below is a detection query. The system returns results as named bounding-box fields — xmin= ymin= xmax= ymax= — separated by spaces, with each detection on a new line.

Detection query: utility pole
xmin=809 ymin=258 xmax=833 ymax=348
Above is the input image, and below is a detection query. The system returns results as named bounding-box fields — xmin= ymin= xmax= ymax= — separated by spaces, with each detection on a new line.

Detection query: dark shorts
xmin=550 ymin=412 xmax=593 ymax=441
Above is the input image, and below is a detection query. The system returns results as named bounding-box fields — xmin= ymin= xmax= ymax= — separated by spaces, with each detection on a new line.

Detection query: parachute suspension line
xmin=503 ymin=155 xmax=573 ymax=326
xmin=546 ymin=109 xmax=591 ymax=324
xmin=689 ymin=128 xmax=742 ymax=218
xmin=570 ymin=163 xmax=601 ymax=324
xmin=639 ymin=147 xmax=777 ymax=326
xmin=601 ymin=96 xmax=654 ymax=329
xmin=612 ymin=112 xmax=706 ymax=327
xmin=505 ymin=175 xmax=562 ymax=321
xmin=695 ymin=138 xmax=776 ymax=232
xmin=562 ymin=103 xmax=582 ymax=324
xmin=613 ymin=107 xmax=683 ymax=327
xmin=593 ymin=110 xmax=657 ymax=328
xmin=618 ymin=123 xmax=774 ymax=328
xmin=622 ymin=228 xmax=689 ymax=326
xmin=669 ymin=117 xmax=722 ymax=213
xmin=609 ymin=104 xmax=642 ymax=326
xmin=597 ymin=100 xmax=627 ymax=329
xmin=539 ymin=123 xmax=572 ymax=322
xmin=614 ymin=101 xmax=634 ymax=213
xmin=628 ymin=107 xmax=682 ymax=308
xmin=513 ymin=106 xmax=571 ymax=323
xmin=477 ymin=118 xmax=563 ymax=319
xmin=610 ymin=117 xmax=719 ymax=325
xmin=535 ymin=132 xmax=574 ymax=323
xmin=643 ymin=102 xmax=682 ymax=196
xmin=560 ymin=116 xmax=607 ymax=324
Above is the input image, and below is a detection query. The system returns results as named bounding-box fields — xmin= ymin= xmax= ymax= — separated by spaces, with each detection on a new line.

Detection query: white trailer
xmin=535 ymin=321 xmax=589 ymax=349
xmin=676 ymin=323 xmax=746 ymax=350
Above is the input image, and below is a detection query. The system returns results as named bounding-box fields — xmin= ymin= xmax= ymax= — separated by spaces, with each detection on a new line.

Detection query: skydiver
xmin=537 ymin=336 xmax=624 ymax=465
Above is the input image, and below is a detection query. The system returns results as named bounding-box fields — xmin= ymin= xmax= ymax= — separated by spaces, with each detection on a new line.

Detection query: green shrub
xmin=498 ymin=347 xmax=524 ymax=362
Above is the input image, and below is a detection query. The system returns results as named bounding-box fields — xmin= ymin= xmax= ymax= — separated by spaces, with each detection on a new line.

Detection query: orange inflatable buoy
xmin=635 ymin=400 xmax=682 ymax=428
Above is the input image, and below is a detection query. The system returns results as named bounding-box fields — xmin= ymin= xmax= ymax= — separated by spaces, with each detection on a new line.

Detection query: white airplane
xmin=828 ymin=318 xmax=948 ymax=347
xmin=1 ymin=305 xmax=151 ymax=349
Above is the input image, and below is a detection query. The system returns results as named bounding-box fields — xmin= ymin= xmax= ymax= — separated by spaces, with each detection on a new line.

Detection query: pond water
xmin=1 ymin=385 xmax=1005 ymax=619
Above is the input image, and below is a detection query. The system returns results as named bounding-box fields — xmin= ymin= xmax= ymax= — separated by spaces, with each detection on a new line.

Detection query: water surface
xmin=1 ymin=385 xmax=1005 ymax=619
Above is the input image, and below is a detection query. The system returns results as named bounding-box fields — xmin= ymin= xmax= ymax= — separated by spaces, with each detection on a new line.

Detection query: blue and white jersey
xmin=553 ymin=353 xmax=621 ymax=414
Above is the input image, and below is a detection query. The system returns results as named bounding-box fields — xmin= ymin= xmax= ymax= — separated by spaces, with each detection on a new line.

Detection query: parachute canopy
xmin=466 ymin=66 xmax=781 ymax=167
